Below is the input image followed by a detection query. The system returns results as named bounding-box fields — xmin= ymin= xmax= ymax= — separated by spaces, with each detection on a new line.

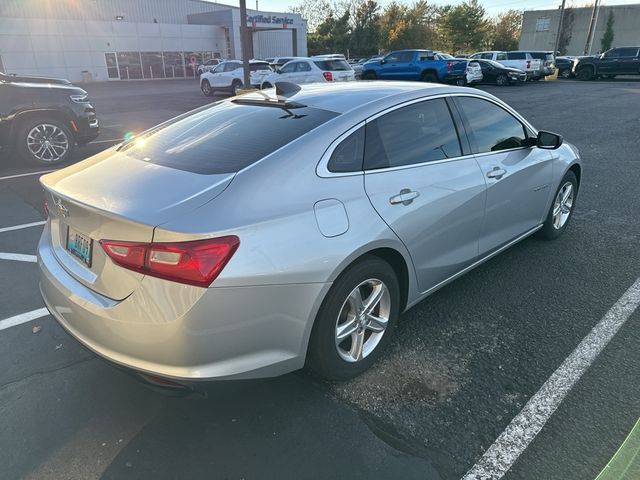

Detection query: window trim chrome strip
xmin=316 ymin=92 xmax=538 ymax=178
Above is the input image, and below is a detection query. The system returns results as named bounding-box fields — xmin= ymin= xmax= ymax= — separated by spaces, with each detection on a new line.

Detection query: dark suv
xmin=574 ymin=47 xmax=640 ymax=80
xmin=0 ymin=72 xmax=99 ymax=165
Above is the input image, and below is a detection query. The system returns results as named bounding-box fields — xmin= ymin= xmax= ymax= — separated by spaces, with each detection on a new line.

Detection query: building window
xmin=536 ymin=17 xmax=550 ymax=32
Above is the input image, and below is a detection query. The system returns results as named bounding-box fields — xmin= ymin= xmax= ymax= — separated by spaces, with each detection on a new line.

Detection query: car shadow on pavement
xmin=100 ymin=370 xmax=445 ymax=480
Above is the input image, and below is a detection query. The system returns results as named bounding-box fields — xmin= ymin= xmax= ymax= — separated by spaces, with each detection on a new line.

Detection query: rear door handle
xmin=487 ymin=166 xmax=507 ymax=180
xmin=389 ymin=189 xmax=419 ymax=206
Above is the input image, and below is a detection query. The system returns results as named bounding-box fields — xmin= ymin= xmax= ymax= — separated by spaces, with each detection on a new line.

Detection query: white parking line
xmin=0 ymin=170 xmax=56 ymax=181
xmin=0 ymin=221 xmax=46 ymax=234
xmin=462 ymin=277 xmax=640 ymax=480
xmin=0 ymin=252 xmax=37 ymax=263
xmin=0 ymin=308 xmax=49 ymax=331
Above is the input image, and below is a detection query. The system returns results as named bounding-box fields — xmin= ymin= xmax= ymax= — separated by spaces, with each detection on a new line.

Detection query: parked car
xmin=196 ymin=59 xmax=221 ymax=76
xmin=471 ymin=59 xmax=527 ymax=85
xmin=349 ymin=58 xmax=374 ymax=79
xmin=555 ymin=56 xmax=577 ymax=78
xmin=573 ymin=47 xmax=640 ymax=80
xmin=469 ymin=51 xmax=543 ymax=80
xmin=0 ymin=72 xmax=98 ymax=165
xmin=200 ymin=60 xmax=273 ymax=96
xmin=38 ymin=81 xmax=581 ymax=385
xmin=361 ymin=49 xmax=467 ymax=84
xmin=265 ymin=57 xmax=296 ymax=70
xmin=511 ymin=50 xmax=556 ymax=76
xmin=464 ymin=61 xmax=483 ymax=85
xmin=260 ymin=58 xmax=354 ymax=88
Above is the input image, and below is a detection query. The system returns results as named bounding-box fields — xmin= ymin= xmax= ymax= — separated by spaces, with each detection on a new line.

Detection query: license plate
xmin=66 ymin=226 xmax=92 ymax=267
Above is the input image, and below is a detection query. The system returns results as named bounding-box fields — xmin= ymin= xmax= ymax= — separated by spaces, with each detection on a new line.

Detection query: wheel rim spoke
xmin=26 ymin=124 xmax=68 ymax=161
xmin=335 ymin=278 xmax=391 ymax=363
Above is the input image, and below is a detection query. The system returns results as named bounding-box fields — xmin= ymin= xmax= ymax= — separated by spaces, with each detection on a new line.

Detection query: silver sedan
xmin=38 ymin=82 xmax=582 ymax=385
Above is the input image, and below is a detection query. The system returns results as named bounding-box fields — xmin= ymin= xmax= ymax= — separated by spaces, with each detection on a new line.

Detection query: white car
xmin=197 ymin=59 xmax=221 ymax=76
xmin=465 ymin=60 xmax=483 ymax=85
xmin=200 ymin=60 xmax=273 ymax=96
xmin=260 ymin=58 xmax=355 ymax=89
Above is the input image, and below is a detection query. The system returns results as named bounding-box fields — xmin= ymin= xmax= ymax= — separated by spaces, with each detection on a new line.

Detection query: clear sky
xmin=213 ymin=0 xmax=640 ymax=18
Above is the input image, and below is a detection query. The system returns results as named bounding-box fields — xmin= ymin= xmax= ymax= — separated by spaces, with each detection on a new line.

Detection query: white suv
xmin=200 ymin=60 xmax=273 ymax=96
xmin=260 ymin=58 xmax=355 ymax=89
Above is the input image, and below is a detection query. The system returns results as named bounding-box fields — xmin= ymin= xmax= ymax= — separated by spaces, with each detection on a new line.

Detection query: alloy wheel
xmin=26 ymin=123 xmax=69 ymax=163
xmin=552 ymin=182 xmax=574 ymax=230
xmin=335 ymin=278 xmax=391 ymax=362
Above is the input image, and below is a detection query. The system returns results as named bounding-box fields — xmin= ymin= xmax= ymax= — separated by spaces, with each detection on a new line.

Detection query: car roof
xmin=239 ymin=81 xmax=489 ymax=115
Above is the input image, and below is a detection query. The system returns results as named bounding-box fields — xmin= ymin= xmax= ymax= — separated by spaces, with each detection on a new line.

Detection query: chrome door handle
xmin=487 ymin=166 xmax=507 ymax=180
xmin=389 ymin=189 xmax=419 ymax=206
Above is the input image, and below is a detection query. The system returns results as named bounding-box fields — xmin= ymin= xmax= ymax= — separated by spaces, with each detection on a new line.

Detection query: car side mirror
xmin=380 ymin=59 xmax=386 ymax=64
xmin=537 ymin=130 xmax=563 ymax=149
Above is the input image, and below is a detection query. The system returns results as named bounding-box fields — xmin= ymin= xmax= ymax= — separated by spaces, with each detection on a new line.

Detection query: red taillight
xmin=100 ymin=236 xmax=239 ymax=288
xmin=322 ymin=71 xmax=333 ymax=81
xmin=447 ymin=61 xmax=453 ymax=71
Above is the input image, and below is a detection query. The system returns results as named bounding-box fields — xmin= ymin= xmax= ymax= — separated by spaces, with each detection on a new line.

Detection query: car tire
xmin=231 ymin=80 xmax=242 ymax=96
xmin=455 ymin=77 xmax=467 ymax=86
xmin=538 ymin=170 xmax=578 ymax=240
xmin=262 ymin=82 xmax=272 ymax=89
xmin=421 ymin=72 xmax=438 ymax=83
xmin=362 ymin=71 xmax=376 ymax=80
xmin=16 ymin=116 xmax=74 ymax=166
xmin=577 ymin=67 xmax=594 ymax=81
xmin=306 ymin=255 xmax=400 ymax=381
xmin=496 ymin=74 xmax=509 ymax=86
xmin=201 ymin=79 xmax=213 ymax=96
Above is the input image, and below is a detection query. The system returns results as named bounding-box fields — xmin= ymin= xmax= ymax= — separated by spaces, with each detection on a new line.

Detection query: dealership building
xmin=0 ymin=0 xmax=307 ymax=82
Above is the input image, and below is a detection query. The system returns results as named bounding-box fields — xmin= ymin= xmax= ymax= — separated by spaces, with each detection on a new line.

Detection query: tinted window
xmin=224 ymin=62 xmax=240 ymax=72
xmin=313 ymin=60 xmax=351 ymax=71
xmin=456 ymin=97 xmax=528 ymax=154
xmin=250 ymin=63 xmax=271 ymax=72
xmin=618 ymin=47 xmax=639 ymax=57
xmin=119 ymin=102 xmax=339 ymax=174
xmin=496 ymin=53 xmax=507 ymax=61
xmin=385 ymin=52 xmax=414 ymax=63
xmin=297 ymin=62 xmax=312 ymax=72
xmin=364 ymin=98 xmax=462 ymax=170
xmin=327 ymin=127 xmax=365 ymax=172
xmin=279 ymin=62 xmax=296 ymax=73
xmin=507 ymin=52 xmax=526 ymax=60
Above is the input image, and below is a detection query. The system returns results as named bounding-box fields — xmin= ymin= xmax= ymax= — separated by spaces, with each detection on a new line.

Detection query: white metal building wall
xmin=0 ymin=17 xmax=226 ymax=82
xmin=253 ymin=31 xmax=299 ymax=58
xmin=0 ymin=0 xmax=224 ymax=24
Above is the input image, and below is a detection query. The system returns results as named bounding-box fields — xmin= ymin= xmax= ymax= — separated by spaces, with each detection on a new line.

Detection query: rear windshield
xmin=313 ymin=60 xmax=352 ymax=71
xmin=118 ymin=102 xmax=339 ymax=174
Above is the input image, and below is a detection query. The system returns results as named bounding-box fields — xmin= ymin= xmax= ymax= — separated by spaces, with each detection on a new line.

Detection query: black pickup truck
xmin=0 ymin=72 xmax=99 ymax=165
xmin=573 ymin=47 xmax=640 ymax=80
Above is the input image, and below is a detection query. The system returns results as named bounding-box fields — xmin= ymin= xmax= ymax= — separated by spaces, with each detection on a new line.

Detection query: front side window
xmin=617 ymin=47 xmax=639 ymax=57
xmin=224 ymin=62 xmax=240 ymax=72
xmin=364 ymin=98 xmax=462 ymax=170
xmin=456 ymin=97 xmax=528 ymax=154
xmin=297 ymin=62 xmax=312 ymax=72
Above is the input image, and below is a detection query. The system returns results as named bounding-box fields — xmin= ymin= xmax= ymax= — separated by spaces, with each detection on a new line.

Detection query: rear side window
xmin=456 ymin=97 xmax=528 ymax=154
xmin=496 ymin=53 xmax=507 ymax=61
xmin=507 ymin=52 xmax=526 ymax=60
xmin=327 ymin=127 xmax=364 ymax=173
xmin=618 ymin=47 xmax=639 ymax=57
xmin=250 ymin=63 xmax=271 ymax=72
xmin=119 ymin=102 xmax=339 ymax=174
xmin=313 ymin=60 xmax=351 ymax=71
xmin=364 ymin=98 xmax=462 ymax=170
xmin=296 ymin=62 xmax=312 ymax=72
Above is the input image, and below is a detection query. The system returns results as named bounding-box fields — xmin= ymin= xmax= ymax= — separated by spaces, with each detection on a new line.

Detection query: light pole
xmin=553 ymin=0 xmax=566 ymax=56
xmin=239 ymin=0 xmax=251 ymax=89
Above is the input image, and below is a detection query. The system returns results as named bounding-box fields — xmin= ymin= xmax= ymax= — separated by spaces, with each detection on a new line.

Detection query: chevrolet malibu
xmin=38 ymin=82 xmax=582 ymax=384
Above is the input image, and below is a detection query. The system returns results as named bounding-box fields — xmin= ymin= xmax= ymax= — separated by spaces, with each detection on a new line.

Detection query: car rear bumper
xmin=38 ymin=223 xmax=330 ymax=382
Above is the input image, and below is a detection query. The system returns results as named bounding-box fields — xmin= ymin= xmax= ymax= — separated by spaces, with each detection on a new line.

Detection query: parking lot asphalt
xmin=1 ymin=78 xmax=639 ymax=480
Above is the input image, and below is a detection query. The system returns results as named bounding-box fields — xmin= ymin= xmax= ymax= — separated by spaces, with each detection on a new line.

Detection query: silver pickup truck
xmin=469 ymin=51 xmax=543 ymax=80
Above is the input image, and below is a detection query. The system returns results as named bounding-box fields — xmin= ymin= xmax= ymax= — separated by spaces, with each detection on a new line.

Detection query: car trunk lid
xmin=41 ymin=149 xmax=235 ymax=300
